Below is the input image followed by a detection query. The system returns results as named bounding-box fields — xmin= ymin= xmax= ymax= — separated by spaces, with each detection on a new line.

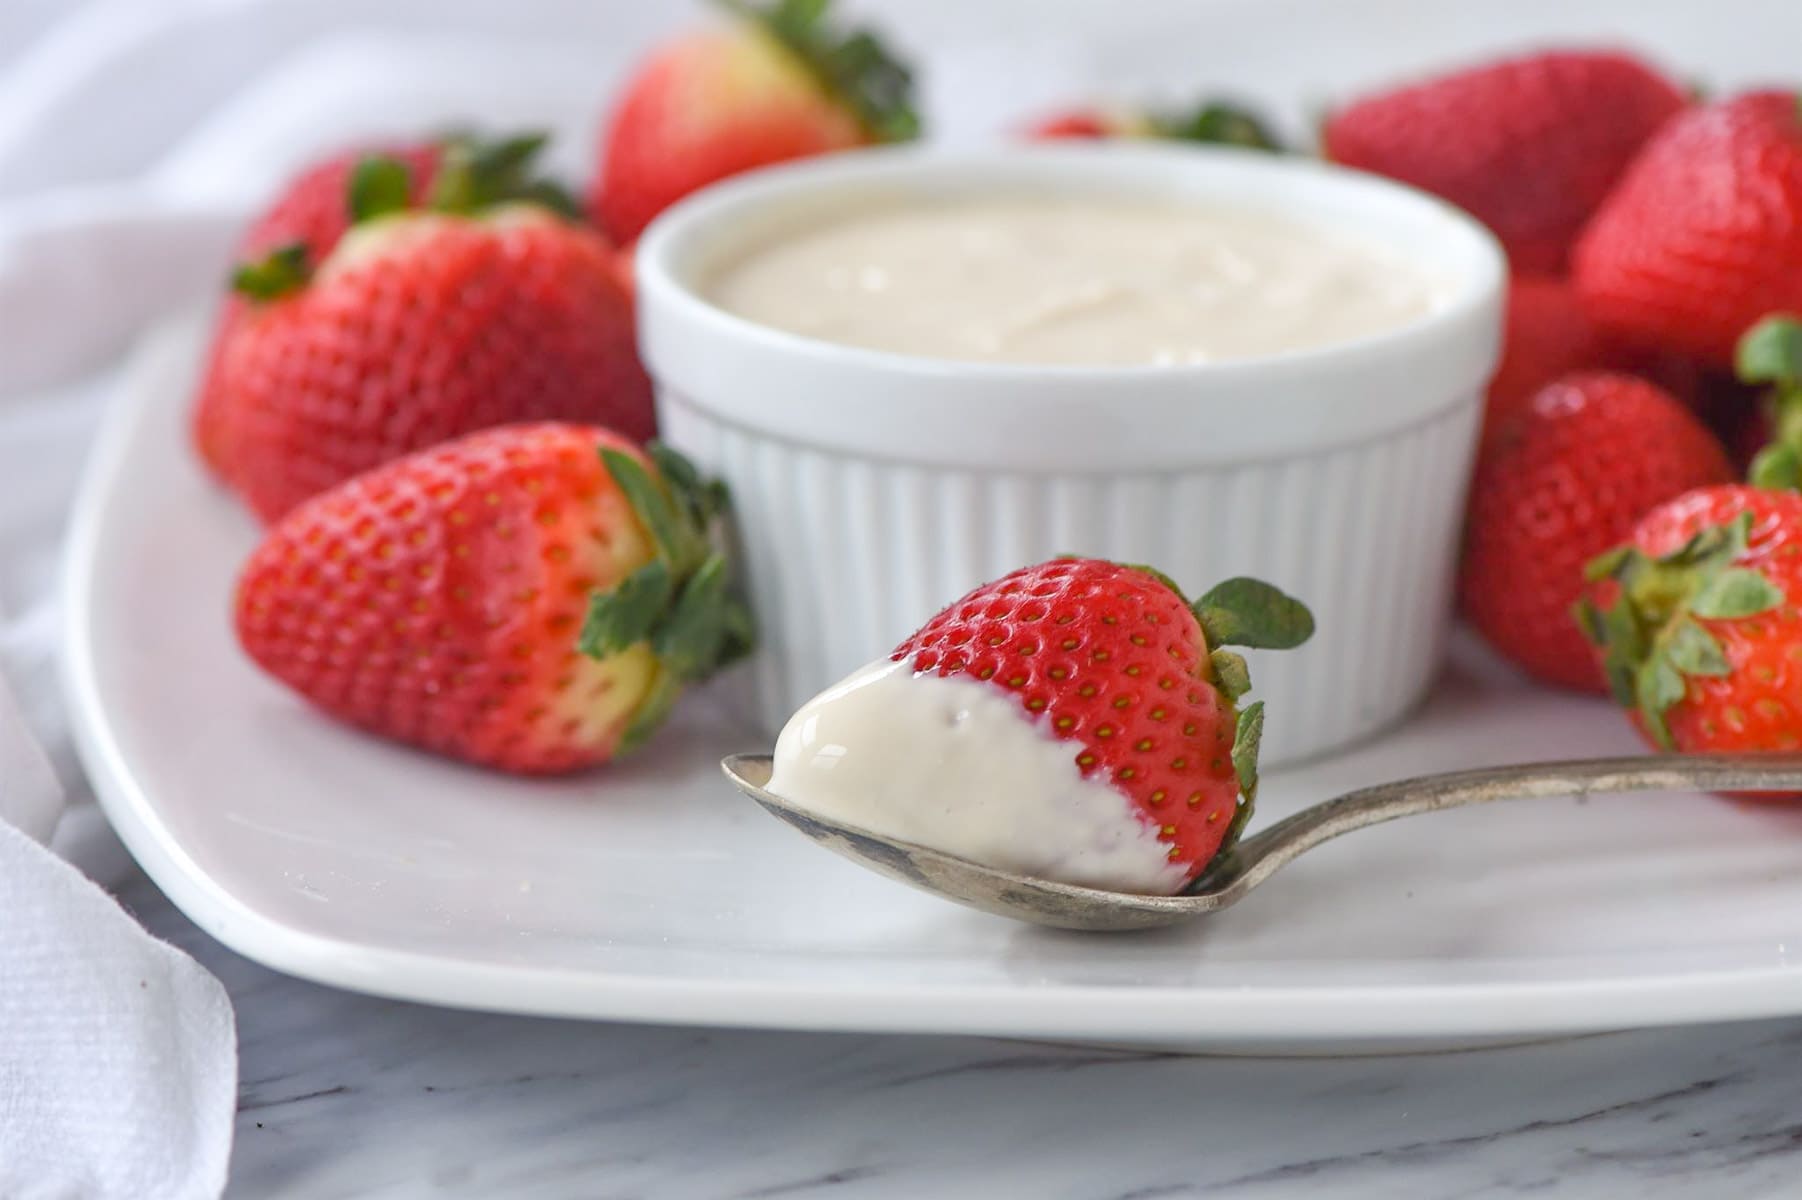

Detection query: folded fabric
xmin=0 ymin=817 xmax=236 ymax=1199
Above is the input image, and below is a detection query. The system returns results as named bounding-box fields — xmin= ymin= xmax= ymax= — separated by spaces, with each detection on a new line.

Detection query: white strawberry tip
xmin=766 ymin=659 xmax=1192 ymax=896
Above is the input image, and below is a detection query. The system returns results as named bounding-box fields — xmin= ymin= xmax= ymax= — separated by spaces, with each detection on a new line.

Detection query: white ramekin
xmin=635 ymin=144 xmax=1505 ymax=764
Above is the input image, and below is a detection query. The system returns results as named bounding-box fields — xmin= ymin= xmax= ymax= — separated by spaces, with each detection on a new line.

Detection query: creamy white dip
xmin=706 ymin=195 xmax=1444 ymax=366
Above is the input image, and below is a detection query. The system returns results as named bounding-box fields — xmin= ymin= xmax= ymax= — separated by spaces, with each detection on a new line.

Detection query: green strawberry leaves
xmin=1575 ymin=512 xmax=1781 ymax=749
xmin=1193 ymin=577 xmax=1316 ymax=650
xmin=580 ymin=559 xmax=676 ymax=656
xmin=648 ymin=442 xmax=731 ymax=528
xmin=1662 ymin=616 xmax=1732 ymax=676
xmin=230 ymin=242 xmax=312 ymax=301
xmin=1148 ymin=101 xmax=1284 ymax=151
xmin=600 ymin=447 xmax=696 ymax=569
xmin=654 ymin=555 xmax=757 ymax=680
xmin=718 ymin=0 xmax=920 ymax=142
xmin=1738 ymin=315 xmax=1802 ymax=385
xmin=1748 ymin=444 xmax=1802 ymax=492
xmin=427 ymin=132 xmax=581 ymax=218
xmin=1634 ymin=655 xmax=1688 ymax=748
xmin=1220 ymin=700 xmax=1265 ymax=855
xmin=1740 ymin=315 xmax=1802 ymax=491
xmin=1172 ymin=572 xmax=1312 ymax=854
xmin=1691 ymin=567 xmax=1785 ymax=618
xmin=353 ymin=131 xmax=580 ymax=228
xmin=348 ymin=157 xmax=413 ymax=223
xmin=579 ymin=444 xmax=755 ymax=745
xmin=1229 ymin=701 xmax=1265 ymax=807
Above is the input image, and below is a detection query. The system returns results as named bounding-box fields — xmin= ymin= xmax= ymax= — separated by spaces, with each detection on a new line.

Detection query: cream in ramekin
xmin=635 ymin=144 xmax=1505 ymax=764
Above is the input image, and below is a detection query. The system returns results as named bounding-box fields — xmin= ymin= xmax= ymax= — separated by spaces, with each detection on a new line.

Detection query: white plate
xmin=63 ymin=315 xmax=1802 ymax=1054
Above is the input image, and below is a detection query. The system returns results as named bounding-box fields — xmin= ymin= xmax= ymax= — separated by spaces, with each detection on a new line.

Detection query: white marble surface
xmin=111 ymin=872 xmax=1802 ymax=1198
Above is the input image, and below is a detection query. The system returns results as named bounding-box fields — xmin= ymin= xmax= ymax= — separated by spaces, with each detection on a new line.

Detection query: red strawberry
xmin=1025 ymin=100 xmax=1282 ymax=150
xmin=891 ymin=560 xmax=1314 ymax=885
xmin=201 ymin=135 xmax=652 ymax=523
xmin=1574 ymin=91 xmax=1802 ymax=367
xmin=194 ymin=141 xmax=444 ymax=481
xmin=1486 ymin=277 xmax=1621 ymax=437
xmin=1026 ymin=110 xmax=1115 ymax=139
xmin=1461 ymin=372 xmax=1733 ymax=692
xmin=235 ymin=424 xmax=751 ymax=773
xmin=591 ymin=0 xmax=918 ymax=245
xmin=1324 ymin=50 xmax=1687 ymax=274
xmin=1485 ymin=276 xmax=1701 ymax=439
xmin=1577 ymin=484 xmax=1802 ymax=761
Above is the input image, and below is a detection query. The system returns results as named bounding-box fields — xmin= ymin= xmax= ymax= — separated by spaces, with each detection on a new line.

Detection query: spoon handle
xmin=1191 ymin=754 xmax=1802 ymax=903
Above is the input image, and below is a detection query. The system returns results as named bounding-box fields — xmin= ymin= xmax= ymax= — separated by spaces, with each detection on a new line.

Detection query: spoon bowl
xmin=721 ymin=753 xmax=1802 ymax=932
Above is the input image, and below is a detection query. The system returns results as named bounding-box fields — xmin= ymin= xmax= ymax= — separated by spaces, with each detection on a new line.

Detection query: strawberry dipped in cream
xmin=767 ymin=559 xmax=1314 ymax=895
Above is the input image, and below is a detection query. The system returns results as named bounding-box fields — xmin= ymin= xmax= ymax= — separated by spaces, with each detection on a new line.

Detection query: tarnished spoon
xmin=720 ymin=753 xmax=1802 ymax=932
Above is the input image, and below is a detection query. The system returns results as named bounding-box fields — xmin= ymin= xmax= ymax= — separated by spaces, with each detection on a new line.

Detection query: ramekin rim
xmin=634 ymin=140 xmax=1507 ymax=390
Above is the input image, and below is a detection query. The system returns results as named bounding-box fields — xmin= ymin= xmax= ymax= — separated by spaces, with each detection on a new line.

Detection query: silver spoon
xmin=721 ymin=753 xmax=1802 ymax=931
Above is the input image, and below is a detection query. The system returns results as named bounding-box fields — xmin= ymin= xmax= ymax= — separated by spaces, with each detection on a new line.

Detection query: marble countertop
xmin=115 ymin=873 xmax=1802 ymax=1199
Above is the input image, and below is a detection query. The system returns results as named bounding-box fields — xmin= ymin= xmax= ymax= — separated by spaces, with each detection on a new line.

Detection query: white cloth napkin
xmin=0 ymin=819 xmax=235 ymax=1199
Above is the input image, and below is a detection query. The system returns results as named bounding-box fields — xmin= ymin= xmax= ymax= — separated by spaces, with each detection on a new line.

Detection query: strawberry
xmin=1323 ymin=50 xmax=1687 ymax=274
xmin=194 ymin=141 xmax=444 ymax=480
xmin=1024 ymin=100 xmax=1282 ymax=151
xmin=891 ymin=559 xmax=1314 ymax=884
xmin=1025 ymin=110 xmax=1114 ymax=139
xmin=235 ymin=424 xmax=752 ymax=773
xmin=1574 ymin=92 xmax=1802 ymax=367
xmin=591 ymin=0 xmax=918 ymax=245
xmin=1460 ymin=372 xmax=1733 ymax=693
xmin=1485 ymin=276 xmax=1701 ymax=440
xmin=200 ymin=134 xmax=653 ymax=523
xmin=1486 ymin=277 xmax=1621 ymax=438
xmin=1577 ymin=485 xmax=1802 ymax=759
